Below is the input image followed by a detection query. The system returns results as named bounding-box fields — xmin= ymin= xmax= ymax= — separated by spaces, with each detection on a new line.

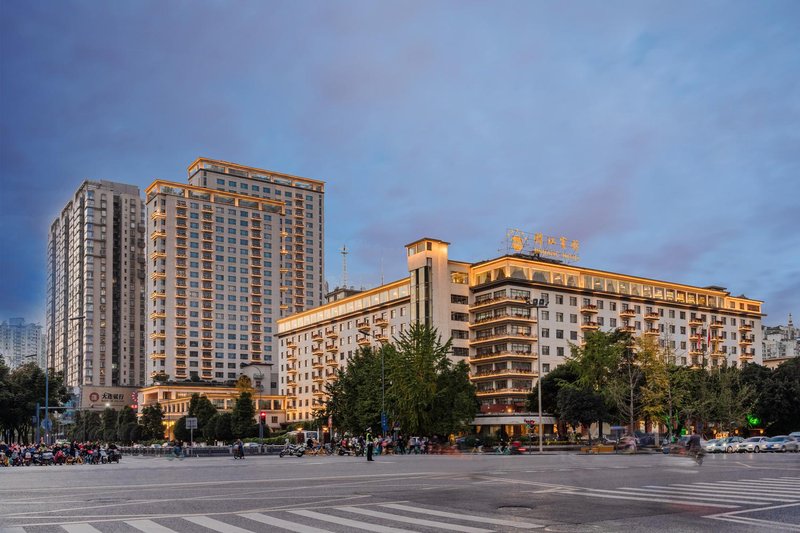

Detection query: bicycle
xmin=688 ymin=447 xmax=705 ymax=466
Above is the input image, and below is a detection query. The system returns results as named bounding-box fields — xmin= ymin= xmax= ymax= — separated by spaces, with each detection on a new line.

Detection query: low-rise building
xmin=762 ymin=313 xmax=798 ymax=369
xmin=278 ymin=237 xmax=765 ymax=434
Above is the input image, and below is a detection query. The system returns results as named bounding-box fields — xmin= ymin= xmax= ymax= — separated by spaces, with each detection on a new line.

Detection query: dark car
xmin=662 ymin=436 xmax=690 ymax=455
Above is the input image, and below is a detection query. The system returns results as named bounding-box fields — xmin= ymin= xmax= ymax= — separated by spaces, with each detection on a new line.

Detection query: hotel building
xmin=144 ymin=158 xmax=325 ymax=384
xmin=278 ymin=238 xmax=764 ymax=423
xmin=45 ymin=181 xmax=147 ymax=409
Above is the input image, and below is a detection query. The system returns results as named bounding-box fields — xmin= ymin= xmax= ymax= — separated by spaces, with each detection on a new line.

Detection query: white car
xmin=704 ymin=439 xmax=721 ymax=453
xmin=737 ymin=437 xmax=769 ymax=453
xmin=715 ymin=436 xmax=745 ymax=453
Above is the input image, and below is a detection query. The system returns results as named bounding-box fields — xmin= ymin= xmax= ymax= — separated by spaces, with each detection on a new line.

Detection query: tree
xmin=187 ymin=393 xmax=218 ymax=442
xmin=213 ymin=412 xmax=234 ymax=442
xmin=140 ymin=404 xmax=165 ymax=440
xmin=387 ymin=323 xmax=462 ymax=435
xmin=101 ymin=407 xmax=118 ymax=442
xmin=429 ymin=359 xmax=479 ymax=437
xmin=526 ymin=360 xmax=580 ymax=438
xmin=116 ymin=405 xmax=138 ymax=444
xmin=710 ymin=366 xmax=755 ymax=434
xmin=556 ymin=386 xmax=606 ymax=446
xmin=173 ymin=416 xmax=189 ymax=442
xmin=230 ymin=391 xmax=256 ymax=438
xmin=758 ymin=358 xmax=800 ymax=434
xmin=235 ymin=375 xmax=254 ymax=395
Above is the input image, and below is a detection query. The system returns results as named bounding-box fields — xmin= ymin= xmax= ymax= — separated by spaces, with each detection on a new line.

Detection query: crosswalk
xmin=0 ymin=502 xmax=545 ymax=533
xmin=551 ymin=475 xmax=800 ymax=510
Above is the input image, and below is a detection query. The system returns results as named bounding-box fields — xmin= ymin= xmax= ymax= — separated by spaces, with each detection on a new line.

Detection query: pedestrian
xmin=365 ymin=428 xmax=374 ymax=461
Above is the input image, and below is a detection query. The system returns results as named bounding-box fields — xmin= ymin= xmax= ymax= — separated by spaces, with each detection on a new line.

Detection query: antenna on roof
xmin=340 ymin=244 xmax=349 ymax=289
xmin=380 ymin=255 xmax=384 ymax=285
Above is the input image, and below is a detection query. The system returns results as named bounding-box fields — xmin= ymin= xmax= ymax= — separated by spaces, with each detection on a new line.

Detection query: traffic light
xmin=259 ymin=411 xmax=267 ymax=425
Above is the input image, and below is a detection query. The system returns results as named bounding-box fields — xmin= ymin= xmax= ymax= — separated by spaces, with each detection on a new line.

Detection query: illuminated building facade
xmin=145 ymin=158 xmax=325 ymax=385
xmin=278 ymin=238 xmax=764 ymax=421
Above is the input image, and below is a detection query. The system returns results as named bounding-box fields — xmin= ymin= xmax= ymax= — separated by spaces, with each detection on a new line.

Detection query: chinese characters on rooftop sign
xmin=506 ymin=228 xmax=580 ymax=263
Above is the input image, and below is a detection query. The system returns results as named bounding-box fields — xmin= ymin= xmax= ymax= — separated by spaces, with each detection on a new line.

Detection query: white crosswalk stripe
xmin=61 ymin=525 xmax=103 ymax=533
xmin=336 ymin=506 xmax=493 ymax=532
xmin=379 ymin=503 xmax=545 ymax=529
xmin=558 ymin=476 xmax=800 ymax=511
xmin=126 ymin=519 xmax=180 ymax=533
xmin=183 ymin=515 xmax=254 ymax=533
xmin=240 ymin=512 xmax=334 ymax=533
xmin=289 ymin=509 xmax=416 ymax=532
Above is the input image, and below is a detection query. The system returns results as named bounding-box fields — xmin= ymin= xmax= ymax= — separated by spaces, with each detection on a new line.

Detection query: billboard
xmin=80 ymin=385 xmax=139 ymax=410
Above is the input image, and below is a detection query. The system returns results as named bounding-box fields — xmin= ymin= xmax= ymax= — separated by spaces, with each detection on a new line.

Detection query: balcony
xmin=356 ymin=336 xmax=370 ymax=347
xmin=313 ymin=375 xmax=324 ymax=384
xmin=312 ymin=346 xmax=324 ymax=356
xmin=356 ymin=320 xmax=370 ymax=333
xmin=287 ymin=367 xmax=297 ymax=376
xmin=286 ymin=353 xmax=297 ymax=363
xmin=149 ymin=352 xmax=166 ymax=360
xmin=471 ymin=312 xmax=535 ymax=326
xmin=374 ymin=316 xmax=389 ymax=328
xmin=150 ymin=210 xmax=167 ymax=220
xmin=580 ymin=321 xmax=599 ymax=331
xmin=469 ymin=351 xmax=536 ymax=364
xmin=149 ymin=311 xmax=166 ymax=320
xmin=313 ymin=359 xmax=324 ymax=370
xmin=470 ymin=296 xmax=532 ymax=310
xmin=644 ymin=312 xmax=660 ymax=321
xmin=580 ymin=305 xmax=599 ymax=315
xmin=469 ymin=332 xmax=536 ymax=345
xmin=476 ymin=388 xmax=532 ymax=398
xmin=374 ymin=333 xmax=389 ymax=344
xmin=325 ymin=328 xmax=339 ymax=339
xmin=286 ymin=340 xmax=297 ymax=349
xmin=739 ymin=336 xmax=754 ymax=346
xmin=312 ymin=390 xmax=326 ymax=398
xmin=326 ymin=357 xmax=339 ymax=368
xmin=689 ymin=318 xmax=704 ymax=327
xmin=286 ymin=378 xmax=297 ymax=387
xmin=325 ymin=342 xmax=338 ymax=353
xmin=739 ymin=324 xmax=753 ymax=333
xmin=619 ymin=326 xmax=636 ymax=335
xmin=311 ymin=331 xmax=323 ymax=341
xmin=470 ymin=368 xmax=536 ymax=381
xmin=710 ymin=350 xmax=725 ymax=358
xmin=619 ymin=309 xmax=636 ymax=319
xmin=150 ymin=290 xmax=166 ymax=300
xmin=150 ymin=251 xmax=167 ymax=261
xmin=644 ymin=328 xmax=659 ymax=336
xmin=710 ymin=321 xmax=724 ymax=329
xmin=149 ymin=332 xmax=166 ymax=340
xmin=150 ymin=230 xmax=167 ymax=240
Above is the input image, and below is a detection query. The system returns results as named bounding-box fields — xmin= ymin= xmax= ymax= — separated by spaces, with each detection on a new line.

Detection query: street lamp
xmin=531 ymin=297 xmax=548 ymax=454
xmin=359 ymin=329 xmax=387 ymax=435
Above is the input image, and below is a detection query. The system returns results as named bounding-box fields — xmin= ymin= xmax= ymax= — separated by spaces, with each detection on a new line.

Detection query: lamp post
xmin=532 ymin=297 xmax=548 ymax=453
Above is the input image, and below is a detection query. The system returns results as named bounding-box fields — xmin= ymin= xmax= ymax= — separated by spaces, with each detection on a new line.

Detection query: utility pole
xmin=533 ymin=297 xmax=548 ymax=454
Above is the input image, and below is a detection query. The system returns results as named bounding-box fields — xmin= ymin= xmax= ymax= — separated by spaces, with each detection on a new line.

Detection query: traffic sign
xmin=381 ymin=413 xmax=388 ymax=434
xmin=41 ymin=419 xmax=52 ymax=431
xmin=186 ymin=417 xmax=198 ymax=430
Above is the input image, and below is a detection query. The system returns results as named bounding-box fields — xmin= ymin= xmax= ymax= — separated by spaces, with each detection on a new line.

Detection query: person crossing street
xmin=365 ymin=428 xmax=374 ymax=461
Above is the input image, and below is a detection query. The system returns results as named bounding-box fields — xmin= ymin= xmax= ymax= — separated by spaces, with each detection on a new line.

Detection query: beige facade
xmin=144 ymin=158 xmax=325 ymax=385
xmin=45 ymin=181 xmax=147 ymax=408
xmin=278 ymin=238 xmax=765 ymax=418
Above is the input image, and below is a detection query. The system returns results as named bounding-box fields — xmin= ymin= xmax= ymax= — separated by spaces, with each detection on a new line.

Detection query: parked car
xmin=764 ymin=436 xmax=799 ymax=453
xmin=788 ymin=431 xmax=800 ymax=440
xmin=737 ymin=436 xmax=769 ymax=453
xmin=704 ymin=439 xmax=721 ymax=453
xmin=716 ymin=436 xmax=745 ymax=453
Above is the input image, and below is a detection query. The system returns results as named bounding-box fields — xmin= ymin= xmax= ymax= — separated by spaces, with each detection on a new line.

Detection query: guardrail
xmin=119 ymin=445 xmax=286 ymax=458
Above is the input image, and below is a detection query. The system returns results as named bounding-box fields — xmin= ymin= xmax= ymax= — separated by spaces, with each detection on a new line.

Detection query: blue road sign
xmin=381 ymin=412 xmax=388 ymax=434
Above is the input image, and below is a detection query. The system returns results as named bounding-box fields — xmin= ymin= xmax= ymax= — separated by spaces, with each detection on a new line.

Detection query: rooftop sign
xmin=505 ymin=228 xmax=580 ymax=263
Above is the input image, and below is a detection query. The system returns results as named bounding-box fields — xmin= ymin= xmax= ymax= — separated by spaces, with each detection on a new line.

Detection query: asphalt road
xmin=0 ymin=451 xmax=798 ymax=532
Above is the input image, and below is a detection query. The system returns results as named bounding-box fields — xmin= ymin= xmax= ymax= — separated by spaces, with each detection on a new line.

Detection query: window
xmin=556 ymin=330 xmax=564 ymax=339
xmin=556 ymin=347 xmax=565 ymax=357
xmin=555 ymin=295 xmax=564 ymax=305
xmin=541 ymin=328 xmax=550 ymax=338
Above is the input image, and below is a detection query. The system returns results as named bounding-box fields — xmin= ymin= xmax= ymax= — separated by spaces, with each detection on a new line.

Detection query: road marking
xmin=289 ymin=510 xmax=414 ymax=533
xmin=0 ymin=528 xmax=27 ymax=533
xmin=735 ymin=461 xmax=754 ymax=468
xmin=61 ymin=525 xmax=103 ymax=533
xmin=640 ymin=485 xmax=796 ymax=503
xmin=184 ymin=516 xmax=254 ymax=533
xmin=380 ymin=503 xmax=545 ymax=529
xmin=337 ymin=506 xmax=492 ymax=532
xmin=709 ymin=515 xmax=800 ymax=531
xmin=705 ymin=502 xmax=800 ymax=531
xmin=713 ymin=479 xmax=800 ymax=487
xmin=691 ymin=481 xmax=798 ymax=494
xmin=557 ymin=489 xmax=739 ymax=508
xmin=127 ymin=519 xmax=179 ymax=533
xmin=617 ymin=488 xmax=769 ymax=505
xmin=240 ymin=512 xmax=334 ymax=533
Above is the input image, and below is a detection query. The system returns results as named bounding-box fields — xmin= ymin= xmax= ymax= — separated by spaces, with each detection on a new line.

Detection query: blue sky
xmin=1 ymin=1 xmax=798 ymax=326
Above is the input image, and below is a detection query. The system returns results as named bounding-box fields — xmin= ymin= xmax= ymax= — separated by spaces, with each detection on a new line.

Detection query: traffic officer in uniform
xmin=366 ymin=428 xmax=374 ymax=461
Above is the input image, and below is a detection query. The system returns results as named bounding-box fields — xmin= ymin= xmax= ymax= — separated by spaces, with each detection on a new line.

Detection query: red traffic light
xmin=259 ymin=411 xmax=267 ymax=421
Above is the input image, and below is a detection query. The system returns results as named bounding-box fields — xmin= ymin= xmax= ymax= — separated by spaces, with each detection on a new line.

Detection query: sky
xmin=1 ymin=1 xmax=798 ymax=327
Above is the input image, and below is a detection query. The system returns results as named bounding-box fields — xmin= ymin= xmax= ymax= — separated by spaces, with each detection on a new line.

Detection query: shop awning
xmin=470 ymin=415 xmax=556 ymax=426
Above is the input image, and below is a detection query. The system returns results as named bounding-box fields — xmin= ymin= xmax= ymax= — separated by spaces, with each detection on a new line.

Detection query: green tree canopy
xmin=230 ymin=391 xmax=257 ymax=438
xmin=140 ymin=403 xmax=165 ymax=440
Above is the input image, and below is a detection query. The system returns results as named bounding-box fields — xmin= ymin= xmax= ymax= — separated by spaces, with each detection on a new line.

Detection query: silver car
xmin=704 ymin=439 xmax=722 ymax=453
xmin=715 ymin=436 xmax=744 ymax=453
xmin=737 ymin=436 xmax=769 ymax=453
xmin=764 ymin=436 xmax=800 ymax=453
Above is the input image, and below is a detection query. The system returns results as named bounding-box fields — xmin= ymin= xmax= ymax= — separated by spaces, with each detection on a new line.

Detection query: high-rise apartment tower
xmin=45 ymin=181 xmax=147 ymax=408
